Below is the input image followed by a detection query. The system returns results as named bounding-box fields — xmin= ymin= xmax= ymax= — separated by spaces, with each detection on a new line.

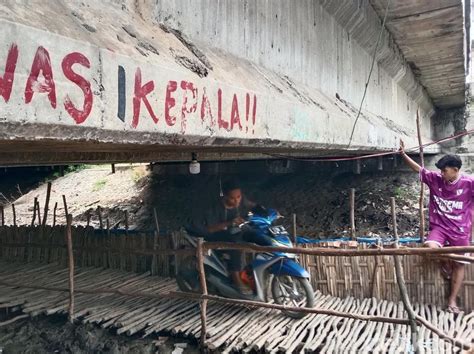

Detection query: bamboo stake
xmin=52 ymin=202 xmax=58 ymax=227
xmin=62 ymin=195 xmax=68 ymax=219
xmin=42 ymin=182 xmax=52 ymax=226
xmin=66 ymin=214 xmax=75 ymax=323
xmin=11 ymin=204 xmax=16 ymax=227
xmin=197 ymin=238 xmax=208 ymax=347
xmin=31 ymin=197 xmax=38 ymax=226
xmin=124 ymin=210 xmax=129 ymax=232
xmin=86 ymin=209 xmax=91 ymax=228
xmin=391 ymin=197 xmax=419 ymax=353
xmin=0 ymin=205 xmax=3 ymax=226
xmin=152 ymin=208 xmax=160 ymax=276
xmin=35 ymin=199 xmax=41 ymax=226
xmin=97 ymin=206 xmax=103 ymax=230
xmin=416 ymin=110 xmax=425 ymax=243
xmin=350 ymin=189 xmax=356 ymax=240
xmin=171 ymin=232 xmax=179 ymax=277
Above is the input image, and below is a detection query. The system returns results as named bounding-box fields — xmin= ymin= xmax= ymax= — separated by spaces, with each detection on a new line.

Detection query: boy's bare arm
xmin=399 ymin=139 xmax=421 ymax=173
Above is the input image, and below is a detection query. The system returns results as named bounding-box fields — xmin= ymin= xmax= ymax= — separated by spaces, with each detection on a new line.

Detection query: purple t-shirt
xmin=420 ymin=168 xmax=474 ymax=237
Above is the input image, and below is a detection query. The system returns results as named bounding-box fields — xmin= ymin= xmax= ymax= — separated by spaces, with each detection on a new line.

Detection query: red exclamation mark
xmin=251 ymin=94 xmax=257 ymax=134
xmin=245 ymin=93 xmax=250 ymax=133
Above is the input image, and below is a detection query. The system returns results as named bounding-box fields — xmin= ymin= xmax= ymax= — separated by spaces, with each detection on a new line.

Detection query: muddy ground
xmin=1 ymin=164 xmax=425 ymax=238
xmin=0 ymin=313 xmax=198 ymax=353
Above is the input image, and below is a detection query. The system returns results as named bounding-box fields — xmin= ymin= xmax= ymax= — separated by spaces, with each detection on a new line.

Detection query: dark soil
xmin=0 ymin=314 xmax=198 ymax=353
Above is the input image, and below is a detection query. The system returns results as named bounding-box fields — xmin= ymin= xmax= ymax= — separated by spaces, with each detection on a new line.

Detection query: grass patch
xmin=131 ymin=168 xmax=147 ymax=184
xmin=92 ymin=179 xmax=107 ymax=192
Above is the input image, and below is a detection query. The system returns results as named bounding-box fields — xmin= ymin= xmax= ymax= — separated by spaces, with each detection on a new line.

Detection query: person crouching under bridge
xmin=192 ymin=179 xmax=274 ymax=295
xmin=400 ymin=139 xmax=472 ymax=314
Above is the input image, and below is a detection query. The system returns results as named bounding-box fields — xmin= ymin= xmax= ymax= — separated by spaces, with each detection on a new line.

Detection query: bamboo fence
xmin=0 ymin=225 xmax=472 ymax=312
xmin=0 ymin=225 xmax=473 ymax=350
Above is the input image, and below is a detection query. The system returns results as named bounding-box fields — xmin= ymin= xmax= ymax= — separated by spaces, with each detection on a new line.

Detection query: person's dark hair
xmin=435 ymin=154 xmax=462 ymax=170
xmin=222 ymin=179 xmax=241 ymax=195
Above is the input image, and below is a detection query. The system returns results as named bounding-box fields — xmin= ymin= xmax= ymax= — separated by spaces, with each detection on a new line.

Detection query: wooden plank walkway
xmin=0 ymin=260 xmax=472 ymax=353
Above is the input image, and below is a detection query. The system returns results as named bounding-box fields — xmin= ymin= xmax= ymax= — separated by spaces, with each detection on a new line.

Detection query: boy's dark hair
xmin=435 ymin=154 xmax=462 ymax=170
xmin=222 ymin=179 xmax=241 ymax=195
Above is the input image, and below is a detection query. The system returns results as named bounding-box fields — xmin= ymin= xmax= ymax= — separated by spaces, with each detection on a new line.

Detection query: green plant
xmin=66 ymin=164 xmax=87 ymax=173
xmin=131 ymin=168 xmax=146 ymax=183
xmin=92 ymin=179 xmax=107 ymax=191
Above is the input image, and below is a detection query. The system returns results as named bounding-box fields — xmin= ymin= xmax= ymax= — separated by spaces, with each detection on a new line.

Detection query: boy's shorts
xmin=425 ymin=227 xmax=471 ymax=264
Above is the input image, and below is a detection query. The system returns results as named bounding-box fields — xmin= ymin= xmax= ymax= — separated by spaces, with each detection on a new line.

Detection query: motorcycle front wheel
xmin=271 ymin=275 xmax=315 ymax=319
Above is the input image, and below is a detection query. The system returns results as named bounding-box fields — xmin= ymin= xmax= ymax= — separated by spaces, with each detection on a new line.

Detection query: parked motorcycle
xmin=176 ymin=208 xmax=315 ymax=318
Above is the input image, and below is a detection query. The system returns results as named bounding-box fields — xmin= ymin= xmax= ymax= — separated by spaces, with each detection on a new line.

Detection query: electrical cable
xmin=264 ymin=128 xmax=474 ymax=162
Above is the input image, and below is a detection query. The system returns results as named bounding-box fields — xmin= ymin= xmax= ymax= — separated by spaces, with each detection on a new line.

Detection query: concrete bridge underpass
xmin=0 ymin=0 xmax=470 ymax=166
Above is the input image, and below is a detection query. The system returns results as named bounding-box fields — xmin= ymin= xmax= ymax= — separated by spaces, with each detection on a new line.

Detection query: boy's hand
xmin=399 ymin=139 xmax=405 ymax=153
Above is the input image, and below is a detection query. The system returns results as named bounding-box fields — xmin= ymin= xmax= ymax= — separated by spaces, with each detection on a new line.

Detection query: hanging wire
xmin=264 ymin=127 xmax=474 ymax=163
xmin=347 ymin=0 xmax=392 ymax=148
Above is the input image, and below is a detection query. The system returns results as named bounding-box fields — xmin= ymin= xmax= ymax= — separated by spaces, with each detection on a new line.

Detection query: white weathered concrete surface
xmin=154 ymin=0 xmax=436 ymax=131
xmin=370 ymin=0 xmax=467 ymax=109
xmin=0 ymin=0 xmax=448 ymax=164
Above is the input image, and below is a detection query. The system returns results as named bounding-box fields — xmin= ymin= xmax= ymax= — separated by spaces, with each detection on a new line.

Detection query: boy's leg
xmin=446 ymin=234 xmax=470 ymax=310
xmin=448 ymin=263 xmax=465 ymax=309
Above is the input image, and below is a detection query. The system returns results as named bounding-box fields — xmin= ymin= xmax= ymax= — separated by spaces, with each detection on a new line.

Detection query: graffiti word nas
xmin=0 ymin=43 xmax=257 ymax=133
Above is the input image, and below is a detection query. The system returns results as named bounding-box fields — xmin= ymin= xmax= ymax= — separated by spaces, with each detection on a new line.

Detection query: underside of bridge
xmin=0 ymin=0 xmax=469 ymax=165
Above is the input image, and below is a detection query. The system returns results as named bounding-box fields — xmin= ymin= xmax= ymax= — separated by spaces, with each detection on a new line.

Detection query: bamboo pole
xmin=86 ymin=209 xmax=91 ymax=228
xmin=197 ymin=238 xmax=208 ymax=347
xmin=62 ymin=195 xmax=68 ymax=219
xmin=31 ymin=197 xmax=38 ymax=226
xmin=350 ymin=188 xmax=356 ymax=240
xmin=0 ymin=241 xmax=195 ymax=257
xmin=65 ymin=214 xmax=75 ymax=323
xmin=416 ymin=110 xmax=425 ymax=243
xmin=11 ymin=204 xmax=16 ymax=227
xmin=391 ymin=197 xmax=419 ymax=353
xmin=124 ymin=210 xmax=129 ymax=232
xmin=8 ymin=239 xmax=474 ymax=260
xmin=152 ymin=208 xmax=160 ymax=275
xmin=42 ymin=182 xmax=52 ymax=226
xmin=436 ymin=254 xmax=474 ymax=263
xmin=52 ymin=202 xmax=58 ymax=227
xmin=202 ymin=242 xmax=474 ymax=257
xmin=35 ymin=199 xmax=41 ymax=226
xmin=97 ymin=206 xmax=103 ymax=230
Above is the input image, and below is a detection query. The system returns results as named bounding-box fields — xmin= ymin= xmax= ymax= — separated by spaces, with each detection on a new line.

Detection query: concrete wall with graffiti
xmin=0 ymin=0 xmax=435 ymax=157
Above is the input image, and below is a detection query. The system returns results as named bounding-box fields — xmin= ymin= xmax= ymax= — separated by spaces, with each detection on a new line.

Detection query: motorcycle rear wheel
xmin=271 ymin=275 xmax=315 ymax=319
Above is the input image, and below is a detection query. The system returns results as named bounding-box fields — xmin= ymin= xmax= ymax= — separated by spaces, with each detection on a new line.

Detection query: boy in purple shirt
xmin=400 ymin=140 xmax=473 ymax=313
